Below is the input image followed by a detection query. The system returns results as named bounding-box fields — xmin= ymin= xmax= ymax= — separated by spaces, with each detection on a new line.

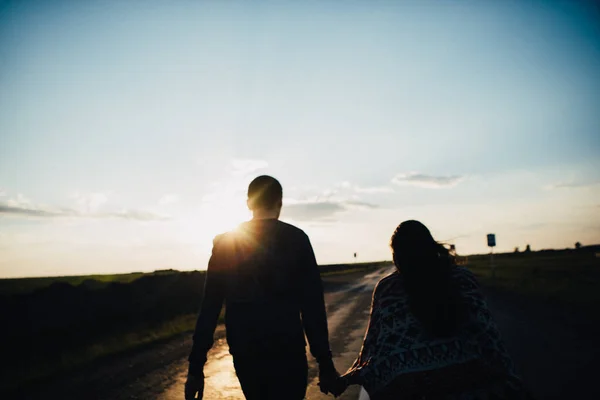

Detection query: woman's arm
xmin=343 ymin=278 xmax=385 ymax=385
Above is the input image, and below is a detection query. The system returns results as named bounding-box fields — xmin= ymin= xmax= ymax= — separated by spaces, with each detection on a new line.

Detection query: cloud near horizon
xmin=545 ymin=181 xmax=600 ymax=190
xmin=283 ymin=198 xmax=378 ymax=221
xmin=333 ymin=181 xmax=394 ymax=194
xmin=391 ymin=172 xmax=464 ymax=188
xmin=72 ymin=192 xmax=109 ymax=213
xmin=0 ymin=193 xmax=170 ymax=221
xmin=0 ymin=203 xmax=171 ymax=221
xmin=354 ymin=185 xmax=395 ymax=194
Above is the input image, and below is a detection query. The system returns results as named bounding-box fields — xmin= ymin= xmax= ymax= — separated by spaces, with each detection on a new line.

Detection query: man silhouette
xmin=185 ymin=175 xmax=340 ymax=400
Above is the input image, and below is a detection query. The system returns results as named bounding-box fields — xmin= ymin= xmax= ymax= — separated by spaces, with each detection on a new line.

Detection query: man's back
xmin=219 ymin=219 xmax=324 ymax=357
xmin=189 ymin=218 xmax=331 ymax=370
xmin=185 ymin=175 xmax=338 ymax=400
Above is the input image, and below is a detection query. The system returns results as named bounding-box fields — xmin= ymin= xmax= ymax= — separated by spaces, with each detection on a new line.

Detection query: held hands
xmin=184 ymin=371 xmax=204 ymax=400
xmin=318 ymin=360 xmax=348 ymax=397
xmin=319 ymin=375 xmax=349 ymax=398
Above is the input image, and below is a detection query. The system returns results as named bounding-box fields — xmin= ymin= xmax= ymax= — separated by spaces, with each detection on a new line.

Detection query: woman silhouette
xmin=328 ymin=220 xmax=531 ymax=399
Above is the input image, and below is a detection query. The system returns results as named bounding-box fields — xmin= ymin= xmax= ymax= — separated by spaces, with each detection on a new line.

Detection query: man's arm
xmin=188 ymin=236 xmax=227 ymax=377
xmin=298 ymin=234 xmax=335 ymax=368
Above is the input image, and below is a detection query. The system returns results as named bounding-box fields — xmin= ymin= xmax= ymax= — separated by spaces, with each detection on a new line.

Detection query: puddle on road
xmin=160 ymin=338 xmax=244 ymax=400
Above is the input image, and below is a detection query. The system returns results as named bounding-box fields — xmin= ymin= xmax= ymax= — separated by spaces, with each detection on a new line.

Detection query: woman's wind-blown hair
xmin=390 ymin=220 xmax=464 ymax=337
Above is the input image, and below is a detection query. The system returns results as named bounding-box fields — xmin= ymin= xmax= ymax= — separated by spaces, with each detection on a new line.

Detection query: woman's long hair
xmin=391 ymin=220 xmax=463 ymax=337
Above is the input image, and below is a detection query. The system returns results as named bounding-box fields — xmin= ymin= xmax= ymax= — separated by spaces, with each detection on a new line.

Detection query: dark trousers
xmin=233 ymin=353 xmax=308 ymax=400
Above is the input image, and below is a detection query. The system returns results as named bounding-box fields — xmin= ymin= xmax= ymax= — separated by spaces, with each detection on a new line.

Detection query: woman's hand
xmin=319 ymin=374 xmax=350 ymax=397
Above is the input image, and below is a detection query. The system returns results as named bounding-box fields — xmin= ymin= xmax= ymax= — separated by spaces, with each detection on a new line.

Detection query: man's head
xmin=247 ymin=175 xmax=283 ymax=218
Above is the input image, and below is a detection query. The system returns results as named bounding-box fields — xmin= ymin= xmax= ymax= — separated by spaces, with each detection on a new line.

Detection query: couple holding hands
xmin=185 ymin=176 xmax=531 ymax=399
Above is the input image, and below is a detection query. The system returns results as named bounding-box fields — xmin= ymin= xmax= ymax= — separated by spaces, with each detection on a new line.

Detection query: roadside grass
xmin=0 ymin=272 xmax=147 ymax=296
xmin=14 ymin=312 xmax=221 ymax=391
xmin=8 ymin=264 xmax=379 ymax=391
xmin=1 ymin=263 xmax=387 ymax=296
xmin=464 ymin=251 xmax=600 ymax=307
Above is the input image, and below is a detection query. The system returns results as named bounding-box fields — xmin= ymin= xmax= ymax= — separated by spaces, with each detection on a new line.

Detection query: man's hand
xmin=318 ymin=359 xmax=346 ymax=397
xmin=184 ymin=372 xmax=204 ymax=400
xmin=320 ymin=375 xmax=349 ymax=398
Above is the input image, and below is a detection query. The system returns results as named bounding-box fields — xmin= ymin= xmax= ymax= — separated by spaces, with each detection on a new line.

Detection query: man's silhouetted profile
xmin=185 ymin=175 xmax=339 ymax=400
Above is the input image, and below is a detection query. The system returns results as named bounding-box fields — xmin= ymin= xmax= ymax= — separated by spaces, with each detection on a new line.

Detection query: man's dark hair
xmin=247 ymin=175 xmax=283 ymax=210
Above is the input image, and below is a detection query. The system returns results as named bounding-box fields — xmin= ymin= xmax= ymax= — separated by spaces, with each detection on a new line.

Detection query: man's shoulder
xmin=212 ymin=230 xmax=240 ymax=250
xmin=276 ymin=219 xmax=308 ymax=237
xmin=212 ymin=220 xmax=309 ymax=248
xmin=213 ymin=232 xmax=228 ymax=245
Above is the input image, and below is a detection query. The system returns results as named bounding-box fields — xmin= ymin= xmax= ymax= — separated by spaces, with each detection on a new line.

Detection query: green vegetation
xmin=23 ymin=313 xmax=199 ymax=385
xmin=464 ymin=249 xmax=600 ymax=307
xmin=21 ymin=311 xmax=226 ymax=387
xmin=0 ymin=263 xmax=385 ymax=296
xmin=0 ymin=272 xmax=146 ymax=296
xmin=1 ymin=262 xmax=381 ymax=392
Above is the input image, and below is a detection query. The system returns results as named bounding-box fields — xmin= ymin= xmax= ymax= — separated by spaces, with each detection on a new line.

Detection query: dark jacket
xmin=188 ymin=218 xmax=332 ymax=376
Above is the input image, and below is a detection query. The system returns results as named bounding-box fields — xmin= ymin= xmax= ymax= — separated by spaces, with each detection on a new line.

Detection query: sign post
xmin=487 ymin=234 xmax=496 ymax=278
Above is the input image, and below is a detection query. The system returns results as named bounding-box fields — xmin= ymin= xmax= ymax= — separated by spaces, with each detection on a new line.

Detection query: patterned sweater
xmin=346 ymin=267 xmax=530 ymax=399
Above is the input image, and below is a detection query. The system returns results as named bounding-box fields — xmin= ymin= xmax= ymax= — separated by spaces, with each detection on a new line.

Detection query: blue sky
xmin=1 ymin=0 xmax=599 ymax=278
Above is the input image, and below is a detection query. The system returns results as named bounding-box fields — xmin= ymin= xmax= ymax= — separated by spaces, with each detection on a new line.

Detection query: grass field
xmin=2 ymin=261 xmax=383 ymax=391
xmin=0 ymin=262 xmax=387 ymax=296
xmin=0 ymin=272 xmax=148 ymax=296
xmin=464 ymin=249 xmax=600 ymax=307
xmin=24 ymin=313 xmax=202 ymax=384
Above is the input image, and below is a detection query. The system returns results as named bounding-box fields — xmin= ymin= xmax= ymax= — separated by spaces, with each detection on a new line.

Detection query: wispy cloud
xmin=105 ymin=209 xmax=170 ymax=221
xmin=391 ymin=172 xmax=464 ymax=188
xmin=283 ymin=198 xmax=378 ymax=221
xmin=158 ymin=193 xmax=179 ymax=206
xmin=6 ymin=193 xmax=33 ymax=208
xmin=230 ymin=159 xmax=269 ymax=177
xmin=284 ymin=201 xmax=345 ymax=221
xmin=0 ymin=205 xmax=66 ymax=218
xmin=0 ymin=203 xmax=170 ymax=221
xmin=354 ymin=185 xmax=395 ymax=194
xmin=0 ymin=188 xmax=6 ymax=197
xmin=71 ymin=192 xmax=109 ymax=213
xmin=332 ymin=181 xmax=394 ymax=194
xmin=0 ymin=204 xmax=170 ymax=221
xmin=545 ymin=181 xmax=600 ymax=190
xmin=0 ymin=192 xmax=169 ymax=221
xmin=344 ymin=200 xmax=379 ymax=209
